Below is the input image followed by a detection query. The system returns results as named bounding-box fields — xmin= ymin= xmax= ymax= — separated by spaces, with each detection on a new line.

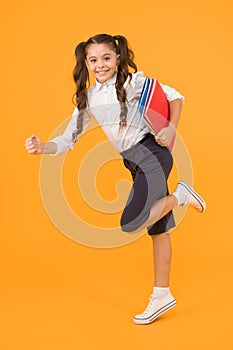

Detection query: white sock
xmin=153 ymin=287 xmax=170 ymax=299
xmin=172 ymin=187 xmax=186 ymax=206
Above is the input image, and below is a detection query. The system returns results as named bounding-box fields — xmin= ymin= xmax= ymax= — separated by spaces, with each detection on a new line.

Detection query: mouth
xmin=96 ymin=69 xmax=109 ymax=75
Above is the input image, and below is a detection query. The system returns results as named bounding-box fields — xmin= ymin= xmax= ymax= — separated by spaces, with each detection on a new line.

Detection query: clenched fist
xmin=25 ymin=134 xmax=44 ymax=155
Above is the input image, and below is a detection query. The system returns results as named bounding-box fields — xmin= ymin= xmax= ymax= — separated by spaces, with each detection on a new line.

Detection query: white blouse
xmin=50 ymin=71 xmax=184 ymax=155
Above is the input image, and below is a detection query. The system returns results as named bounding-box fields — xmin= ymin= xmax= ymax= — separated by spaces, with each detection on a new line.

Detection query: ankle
xmin=171 ymin=194 xmax=178 ymax=206
xmin=153 ymin=286 xmax=170 ymax=299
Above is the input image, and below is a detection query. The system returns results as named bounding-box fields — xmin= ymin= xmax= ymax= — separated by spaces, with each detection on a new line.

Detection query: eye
xmin=90 ymin=58 xmax=97 ymax=63
xmin=104 ymin=56 xmax=111 ymax=61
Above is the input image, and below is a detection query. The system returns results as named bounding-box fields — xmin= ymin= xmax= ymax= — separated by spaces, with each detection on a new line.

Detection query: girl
xmin=25 ymin=34 xmax=206 ymax=325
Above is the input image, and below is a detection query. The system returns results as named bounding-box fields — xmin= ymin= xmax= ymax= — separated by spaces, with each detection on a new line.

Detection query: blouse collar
xmin=95 ymin=73 xmax=117 ymax=91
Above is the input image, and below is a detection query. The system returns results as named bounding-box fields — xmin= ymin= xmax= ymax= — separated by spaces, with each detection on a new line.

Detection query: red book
xmin=138 ymin=77 xmax=175 ymax=150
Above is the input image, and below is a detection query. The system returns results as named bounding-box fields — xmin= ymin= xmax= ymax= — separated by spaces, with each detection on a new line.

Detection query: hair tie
xmin=113 ymin=35 xmax=119 ymax=45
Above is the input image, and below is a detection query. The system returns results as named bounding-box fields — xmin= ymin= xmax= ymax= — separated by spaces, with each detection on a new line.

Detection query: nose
xmin=97 ymin=60 xmax=105 ymax=68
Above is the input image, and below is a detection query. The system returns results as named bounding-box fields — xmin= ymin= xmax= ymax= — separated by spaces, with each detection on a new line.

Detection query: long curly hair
xmin=72 ymin=34 xmax=137 ymax=143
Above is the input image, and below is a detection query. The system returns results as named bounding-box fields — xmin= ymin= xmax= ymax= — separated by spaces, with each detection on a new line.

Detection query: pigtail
xmin=114 ymin=35 xmax=137 ymax=130
xmin=72 ymin=42 xmax=90 ymax=143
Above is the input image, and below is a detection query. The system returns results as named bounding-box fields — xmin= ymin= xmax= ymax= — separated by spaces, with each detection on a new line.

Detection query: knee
xmin=120 ymin=214 xmax=139 ymax=233
xmin=152 ymin=232 xmax=170 ymax=242
xmin=120 ymin=220 xmax=136 ymax=233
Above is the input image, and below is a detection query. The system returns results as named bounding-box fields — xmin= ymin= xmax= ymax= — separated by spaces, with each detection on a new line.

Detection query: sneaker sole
xmin=133 ymin=299 xmax=177 ymax=325
xmin=178 ymin=180 xmax=206 ymax=213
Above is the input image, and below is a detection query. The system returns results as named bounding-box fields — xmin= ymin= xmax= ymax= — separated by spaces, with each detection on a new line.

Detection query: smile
xmin=96 ymin=70 xmax=109 ymax=74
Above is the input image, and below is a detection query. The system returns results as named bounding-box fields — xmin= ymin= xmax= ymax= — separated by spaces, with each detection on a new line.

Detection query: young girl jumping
xmin=25 ymin=34 xmax=206 ymax=325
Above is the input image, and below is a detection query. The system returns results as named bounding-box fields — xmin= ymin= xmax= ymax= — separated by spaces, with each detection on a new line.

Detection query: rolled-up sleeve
xmin=49 ymin=107 xmax=91 ymax=156
xmin=160 ymin=83 xmax=185 ymax=102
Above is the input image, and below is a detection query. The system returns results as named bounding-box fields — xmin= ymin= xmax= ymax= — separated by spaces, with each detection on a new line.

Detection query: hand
xmin=25 ymin=134 xmax=44 ymax=155
xmin=155 ymin=125 xmax=176 ymax=147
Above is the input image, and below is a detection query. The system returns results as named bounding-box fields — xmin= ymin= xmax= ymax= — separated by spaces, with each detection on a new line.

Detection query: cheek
xmin=87 ymin=64 xmax=95 ymax=73
xmin=109 ymin=61 xmax=117 ymax=69
xmin=85 ymin=60 xmax=94 ymax=71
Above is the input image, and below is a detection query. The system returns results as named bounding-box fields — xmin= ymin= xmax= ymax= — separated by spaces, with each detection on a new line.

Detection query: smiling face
xmin=85 ymin=43 xmax=119 ymax=84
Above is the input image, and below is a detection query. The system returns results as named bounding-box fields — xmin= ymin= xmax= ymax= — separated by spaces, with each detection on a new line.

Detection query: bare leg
xmin=133 ymin=194 xmax=177 ymax=233
xmin=133 ymin=232 xmax=175 ymax=324
xmin=152 ymin=233 xmax=172 ymax=287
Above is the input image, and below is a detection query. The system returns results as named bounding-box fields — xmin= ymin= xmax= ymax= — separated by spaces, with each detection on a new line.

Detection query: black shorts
xmin=120 ymin=133 xmax=175 ymax=235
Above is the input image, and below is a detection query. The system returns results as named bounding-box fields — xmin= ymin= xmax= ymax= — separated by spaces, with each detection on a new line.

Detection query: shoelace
xmin=142 ymin=295 xmax=157 ymax=316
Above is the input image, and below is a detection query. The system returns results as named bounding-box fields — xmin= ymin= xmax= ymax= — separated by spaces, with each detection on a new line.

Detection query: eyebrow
xmin=87 ymin=53 xmax=112 ymax=59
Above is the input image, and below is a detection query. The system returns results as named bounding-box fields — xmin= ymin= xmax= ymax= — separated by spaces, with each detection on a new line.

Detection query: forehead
xmin=86 ymin=43 xmax=116 ymax=57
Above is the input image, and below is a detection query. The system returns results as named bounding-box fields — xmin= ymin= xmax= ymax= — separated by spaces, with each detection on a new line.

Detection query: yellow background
xmin=1 ymin=0 xmax=233 ymax=349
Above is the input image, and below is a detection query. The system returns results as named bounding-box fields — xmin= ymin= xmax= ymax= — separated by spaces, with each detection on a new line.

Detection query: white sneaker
xmin=174 ymin=180 xmax=206 ymax=212
xmin=133 ymin=293 xmax=177 ymax=325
